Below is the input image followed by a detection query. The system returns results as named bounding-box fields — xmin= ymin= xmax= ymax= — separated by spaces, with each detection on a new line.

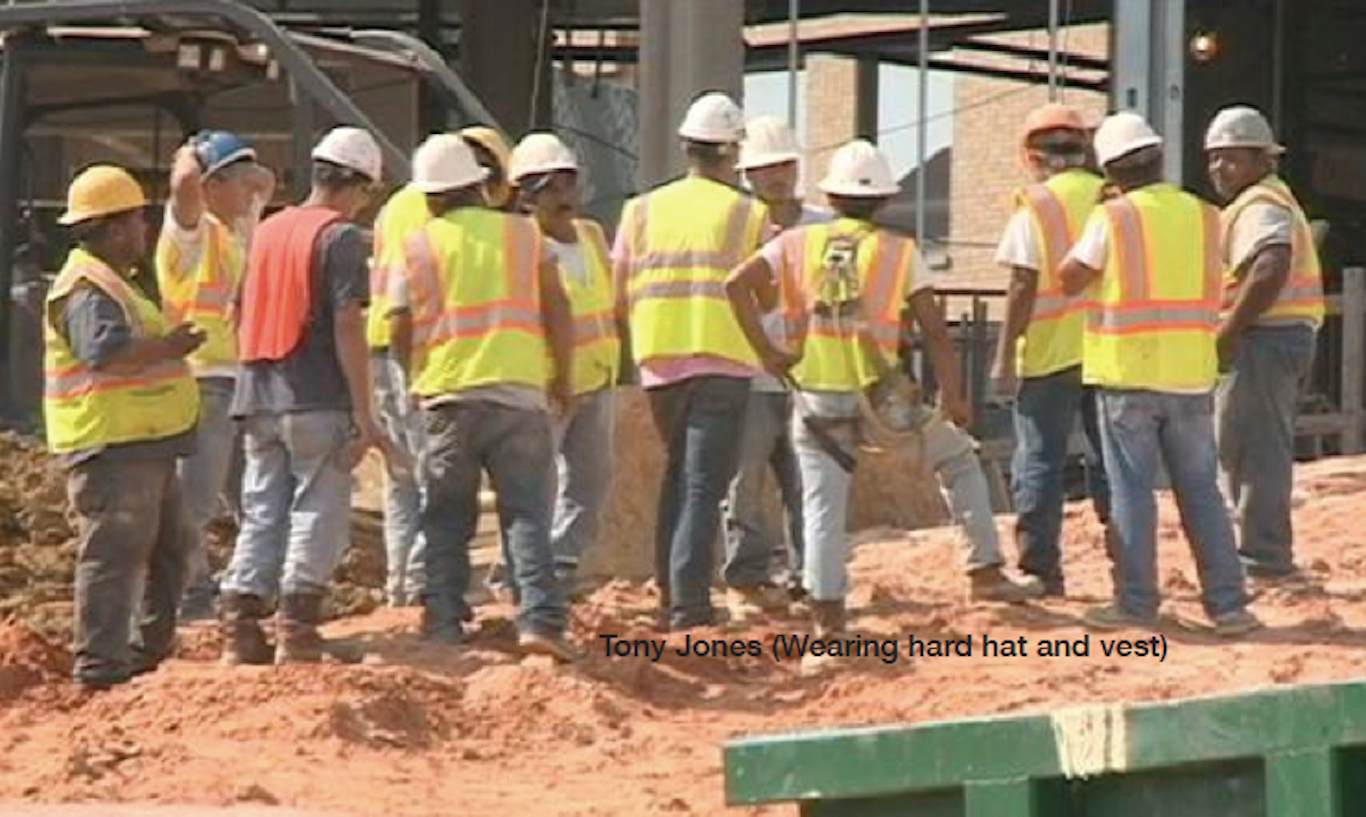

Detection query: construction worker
xmin=217 ymin=127 xmax=387 ymax=664
xmin=1205 ymin=105 xmax=1323 ymax=581
xmin=369 ymin=181 xmax=430 ymax=607
xmin=990 ymin=103 xmax=1111 ymax=596
xmin=722 ymin=115 xmax=821 ymax=617
xmin=612 ymin=92 xmax=770 ymax=631
xmin=460 ymin=125 xmax=515 ymax=212
xmin=1059 ymin=112 xmax=1259 ymax=635
xmin=44 ymin=166 xmax=204 ymax=689
xmin=158 ymin=130 xmax=275 ymax=621
xmin=390 ymin=134 xmax=576 ymax=660
xmin=509 ymin=132 xmax=620 ymax=594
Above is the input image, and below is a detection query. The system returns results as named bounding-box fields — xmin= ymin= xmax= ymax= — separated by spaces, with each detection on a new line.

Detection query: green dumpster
xmin=724 ymin=679 xmax=1366 ymax=815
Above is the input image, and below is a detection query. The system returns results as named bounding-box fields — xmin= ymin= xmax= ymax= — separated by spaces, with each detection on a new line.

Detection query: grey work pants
xmin=69 ymin=455 xmax=189 ymax=685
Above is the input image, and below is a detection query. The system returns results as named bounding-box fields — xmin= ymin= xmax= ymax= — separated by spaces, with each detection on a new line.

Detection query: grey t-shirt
xmin=231 ymin=223 xmax=370 ymax=417
xmin=57 ymin=283 xmax=196 ymax=467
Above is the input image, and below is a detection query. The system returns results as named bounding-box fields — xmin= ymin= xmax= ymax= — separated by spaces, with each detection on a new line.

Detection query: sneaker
xmin=969 ymin=567 xmax=1045 ymax=603
xmin=1212 ymin=609 xmax=1263 ymax=637
xmin=517 ymin=630 xmax=579 ymax=663
xmin=1082 ymin=603 xmax=1159 ymax=631
xmin=725 ymin=584 xmax=789 ymax=622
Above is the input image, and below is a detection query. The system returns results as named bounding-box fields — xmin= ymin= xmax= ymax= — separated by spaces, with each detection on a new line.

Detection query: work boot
xmin=275 ymin=593 xmax=362 ymax=665
xmin=517 ymin=629 xmax=579 ymax=663
xmin=219 ymin=592 xmax=273 ymax=666
xmin=810 ymin=599 xmax=847 ymax=638
xmin=969 ymin=566 xmax=1045 ymax=604
xmin=420 ymin=593 xmax=468 ymax=645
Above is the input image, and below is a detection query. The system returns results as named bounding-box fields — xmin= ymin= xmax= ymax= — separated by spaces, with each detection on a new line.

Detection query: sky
xmin=743 ymin=65 xmax=956 ymax=178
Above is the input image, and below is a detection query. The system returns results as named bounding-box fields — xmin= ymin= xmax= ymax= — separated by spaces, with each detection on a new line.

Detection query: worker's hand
xmin=759 ymin=344 xmax=801 ymax=380
xmin=171 ymin=145 xmax=204 ymax=192
xmin=941 ymin=389 xmax=974 ymax=429
xmin=1216 ymin=326 xmax=1240 ymax=372
xmin=989 ymin=354 xmax=1018 ymax=399
xmin=164 ymin=323 xmax=208 ymax=358
xmin=347 ymin=413 xmax=385 ymax=470
xmin=550 ymin=376 xmax=575 ymax=418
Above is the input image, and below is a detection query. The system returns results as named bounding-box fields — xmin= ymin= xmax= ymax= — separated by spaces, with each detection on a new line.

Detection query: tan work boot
xmin=725 ymin=584 xmax=790 ymax=624
xmin=801 ymin=600 xmax=849 ymax=676
xmin=275 ymin=593 xmax=362 ymax=664
xmin=517 ymin=630 xmax=579 ymax=663
xmin=219 ymin=592 xmax=273 ymax=666
xmin=969 ymin=566 xmax=1045 ymax=603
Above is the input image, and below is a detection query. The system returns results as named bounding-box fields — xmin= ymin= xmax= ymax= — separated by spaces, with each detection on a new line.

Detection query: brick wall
xmin=946 ymin=24 xmax=1109 ymax=291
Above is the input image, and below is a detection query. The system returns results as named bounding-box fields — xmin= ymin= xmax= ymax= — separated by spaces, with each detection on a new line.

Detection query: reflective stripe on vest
xmin=1220 ymin=176 xmax=1324 ymax=328
xmin=1082 ymin=185 xmax=1222 ymax=393
xmin=559 ymin=219 xmax=620 ymax=395
xmin=155 ymin=213 xmax=245 ymax=375
xmin=1013 ymin=169 xmax=1104 ymax=377
xmin=44 ymin=248 xmax=200 ymax=453
xmin=404 ymin=208 xmax=549 ymax=398
xmin=776 ymin=219 xmax=915 ymax=392
xmin=622 ymin=177 xmax=766 ymax=367
xmin=368 ymin=184 xmax=431 ymax=349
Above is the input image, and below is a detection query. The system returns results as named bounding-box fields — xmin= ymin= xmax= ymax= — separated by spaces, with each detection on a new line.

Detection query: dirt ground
xmin=3 ymin=435 xmax=1366 ymax=814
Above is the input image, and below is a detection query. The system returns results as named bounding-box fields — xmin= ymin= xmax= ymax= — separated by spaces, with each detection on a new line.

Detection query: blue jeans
xmin=723 ymin=389 xmax=804 ymax=587
xmin=647 ymin=375 xmax=751 ymax=626
xmin=1216 ymin=325 xmax=1316 ymax=575
xmin=373 ymin=354 xmax=427 ymax=602
xmin=1012 ymin=366 xmax=1111 ymax=589
xmin=220 ymin=410 xmax=354 ymax=599
xmin=421 ymin=401 xmax=566 ymax=636
xmin=177 ymin=378 xmax=241 ymax=597
xmin=551 ymin=388 xmax=616 ymax=577
xmin=1096 ymin=389 xmax=1247 ymax=619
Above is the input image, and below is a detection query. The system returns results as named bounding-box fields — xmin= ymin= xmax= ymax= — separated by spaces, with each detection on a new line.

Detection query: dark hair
xmin=827 ymin=194 xmax=886 ymax=221
xmin=683 ymin=139 xmax=733 ymax=169
xmin=311 ymin=160 xmax=370 ymax=192
xmin=1104 ymin=146 xmax=1163 ymax=190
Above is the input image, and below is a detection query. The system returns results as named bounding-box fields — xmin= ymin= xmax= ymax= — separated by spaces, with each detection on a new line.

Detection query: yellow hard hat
xmin=458 ymin=125 xmax=513 ymax=207
xmin=59 ymin=165 xmax=147 ymax=226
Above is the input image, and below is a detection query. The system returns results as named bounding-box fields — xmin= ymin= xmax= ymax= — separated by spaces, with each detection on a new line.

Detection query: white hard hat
xmin=818 ymin=139 xmax=900 ymax=198
xmin=677 ymin=92 xmax=745 ymax=143
xmin=509 ymin=132 xmax=579 ymax=183
xmin=1205 ymin=105 xmax=1285 ymax=154
xmin=1093 ymin=111 xmax=1163 ymax=167
xmin=411 ymin=133 xmax=488 ymax=193
xmin=737 ymin=116 xmax=801 ymax=171
xmin=311 ymin=126 xmax=382 ymax=182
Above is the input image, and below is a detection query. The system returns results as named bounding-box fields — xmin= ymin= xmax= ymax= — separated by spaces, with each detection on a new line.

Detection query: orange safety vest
xmin=1082 ymin=184 xmax=1223 ymax=393
xmin=1220 ymin=175 xmax=1324 ymax=328
xmin=238 ymin=205 xmax=341 ymax=362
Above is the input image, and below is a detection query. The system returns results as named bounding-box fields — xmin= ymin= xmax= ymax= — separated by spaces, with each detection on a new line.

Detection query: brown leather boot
xmin=275 ymin=594 xmax=363 ymax=665
xmin=810 ymin=600 xmax=847 ymax=638
xmin=219 ymin=592 xmax=273 ymax=666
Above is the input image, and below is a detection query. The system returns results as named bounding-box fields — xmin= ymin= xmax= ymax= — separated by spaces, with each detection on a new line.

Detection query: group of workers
xmin=38 ymin=82 xmax=1317 ymax=688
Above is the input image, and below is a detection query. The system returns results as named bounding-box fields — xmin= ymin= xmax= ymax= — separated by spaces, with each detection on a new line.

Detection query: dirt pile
xmin=0 ymin=619 xmax=72 ymax=701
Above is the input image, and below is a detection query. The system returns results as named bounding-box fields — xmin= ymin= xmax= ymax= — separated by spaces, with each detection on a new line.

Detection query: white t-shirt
xmin=1226 ymin=202 xmax=1293 ymax=273
xmin=993 ymin=210 xmax=1043 ymax=272
xmin=1066 ymin=212 xmax=1111 ymax=272
xmin=546 ymin=236 xmax=590 ymax=288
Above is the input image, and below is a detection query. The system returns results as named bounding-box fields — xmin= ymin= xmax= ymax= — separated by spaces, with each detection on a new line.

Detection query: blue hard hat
xmin=191 ymin=130 xmax=257 ymax=177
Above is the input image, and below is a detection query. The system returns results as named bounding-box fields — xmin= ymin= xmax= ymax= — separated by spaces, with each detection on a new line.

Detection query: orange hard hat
xmin=1021 ymin=102 xmax=1088 ymax=144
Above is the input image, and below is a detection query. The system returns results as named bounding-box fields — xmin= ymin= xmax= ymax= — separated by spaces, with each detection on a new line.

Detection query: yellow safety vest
xmin=775 ymin=218 xmax=917 ymax=392
xmin=620 ymin=176 xmax=768 ymax=368
xmin=1220 ymin=175 xmax=1324 ymax=329
xmin=403 ymin=207 xmax=549 ymax=398
xmin=553 ymin=219 xmax=620 ymax=395
xmin=155 ymin=212 xmax=244 ymax=376
xmin=368 ymin=184 xmax=431 ymax=349
xmin=44 ymin=248 xmax=200 ymax=454
xmin=1082 ymin=184 xmax=1222 ymax=393
xmin=1011 ymin=168 xmax=1104 ymax=377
